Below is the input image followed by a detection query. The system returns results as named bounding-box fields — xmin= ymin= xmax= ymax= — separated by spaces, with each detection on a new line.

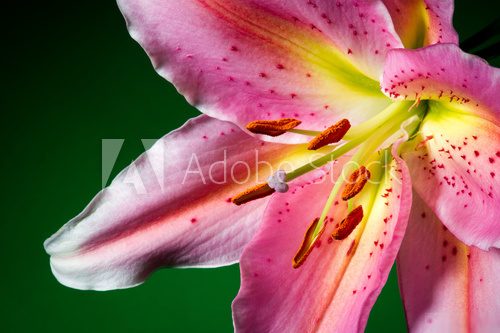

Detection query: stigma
xmin=267 ymin=170 xmax=289 ymax=193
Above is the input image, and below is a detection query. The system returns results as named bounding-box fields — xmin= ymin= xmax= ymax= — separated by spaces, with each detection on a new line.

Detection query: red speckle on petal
xmin=190 ymin=218 xmax=197 ymax=224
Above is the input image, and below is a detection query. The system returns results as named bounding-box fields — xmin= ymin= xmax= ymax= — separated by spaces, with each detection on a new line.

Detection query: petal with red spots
xmin=118 ymin=0 xmax=403 ymax=143
xmin=381 ymin=44 xmax=499 ymax=123
xmin=44 ymin=116 xmax=321 ymax=290
xmin=398 ymin=193 xmax=500 ymax=332
xmin=403 ymin=109 xmax=500 ymax=250
xmin=233 ymin=150 xmax=412 ymax=332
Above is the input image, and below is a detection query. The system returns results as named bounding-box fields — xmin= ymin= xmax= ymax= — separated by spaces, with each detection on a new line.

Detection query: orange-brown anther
xmin=293 ymin=217 xmax=326 ymax=269
xmin=246 ymin=118 xmax=302 ymax=137
xmin=307 ymin=119 xmax=351 ymax=150
xmin=232 ymin=183 xmax=275 ymax=206
xmin=342 ymin=166 xmax=371 ymax=201
xmin=332 ymin=205 xmax=364 ymax=240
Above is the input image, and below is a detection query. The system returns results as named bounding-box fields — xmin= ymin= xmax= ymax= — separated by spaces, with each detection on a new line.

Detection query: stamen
xmin=342 ymin=166 xmax=371 ymax=200
xmin=246 ymin=118 xmax=301 ymax=137
xmin=232 ymin=183 xmax=275 ymax=206
xmin=332 ymin=205 xmax=364 ymax=240
xmin=307 ymin=119 xmax=351 ymax=150
xmin=288 ymin=129 xmax=321 ymax=137
xmin=293 ymin=217 xmax=326 ymax=269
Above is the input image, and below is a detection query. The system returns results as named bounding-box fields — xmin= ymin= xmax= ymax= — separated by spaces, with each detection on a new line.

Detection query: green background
xmin=2 ymin=1 xmax=498 ymax=332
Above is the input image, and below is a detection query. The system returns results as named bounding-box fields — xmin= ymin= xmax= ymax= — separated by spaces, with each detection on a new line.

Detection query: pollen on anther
xmin=332 ymin=206 xmax=364 ymax=240
xmin=342 ymin=166 xmax=371 ymax=200
xmin=232 ymin=183 xmax=275 ymax=206
xmin=308 ymin=119 xmax=351 ymax=150
xmin=293 ymin=217 xmax=326 ymax=268
xmin=246 ymin=118 xmax=302 ymax=137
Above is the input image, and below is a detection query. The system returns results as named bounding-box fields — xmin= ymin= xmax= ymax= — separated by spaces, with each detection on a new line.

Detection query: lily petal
xmin=44 ymin=115 xmax=317 ymax=290
xmin=384 ymin=45 xmax=500 ymax=249
xmin=232 ymin=149 xmax=412 ymax=332
xmin=403 ymin=111 xmax=500 ymax=250
xmin=118 ymin=0 xmax=403 ymax=143
xmin=381 ymin=44 xmax=499 ymax=122
xmin=382 ymin=0 xmax=458 ymax=48
xmin=397 ymin=193 xmax=500 ymax=332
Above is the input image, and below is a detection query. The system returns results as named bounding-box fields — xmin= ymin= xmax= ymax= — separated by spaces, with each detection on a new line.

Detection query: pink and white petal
xmin=402 ymin=107 xmax=500 ymax=250
xmin=382 ymin=44 xmax=500 ymax=122
xmin=233 ymin=150 xmax=412 ymax=332
xmin=382 ymin=0 xmax=458 ymax=48
xmin=118 ymin=0 xmax=402 ymax=143
xmin=397 ymin=193 xmax=500 ymax=332
xmin=44 ymin=115 xmax=317 ymax=290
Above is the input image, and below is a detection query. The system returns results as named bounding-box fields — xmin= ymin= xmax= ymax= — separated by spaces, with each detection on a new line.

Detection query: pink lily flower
xmin=44 ymin=1 xmax=500 ymax=332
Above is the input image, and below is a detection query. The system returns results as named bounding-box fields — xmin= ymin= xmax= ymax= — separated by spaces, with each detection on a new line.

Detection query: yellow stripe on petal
xmin=201 ymin=0 xmax=381 ymax=93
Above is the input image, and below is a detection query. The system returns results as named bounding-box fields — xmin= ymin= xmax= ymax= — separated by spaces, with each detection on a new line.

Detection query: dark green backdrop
xmin=2 ymin=1 xmax=498 ymax=332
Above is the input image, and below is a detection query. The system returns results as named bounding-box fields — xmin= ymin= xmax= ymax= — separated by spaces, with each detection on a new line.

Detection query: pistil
xmin=233 ymin=101 xmax=426 ymax=268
